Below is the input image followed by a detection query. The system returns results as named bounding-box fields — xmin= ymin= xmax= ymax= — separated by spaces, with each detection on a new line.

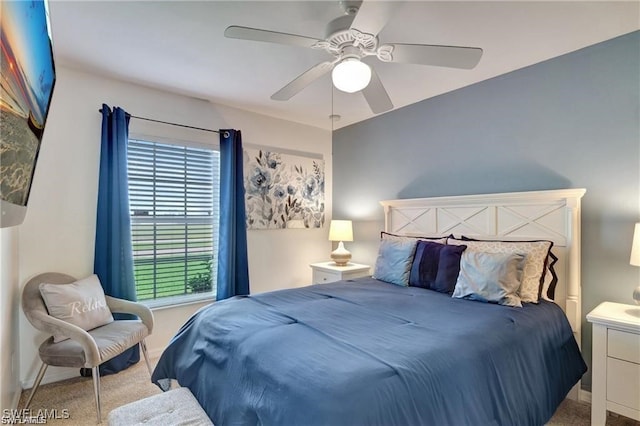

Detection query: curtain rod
xmin=98 ymin=108 xmax=222 ymax=135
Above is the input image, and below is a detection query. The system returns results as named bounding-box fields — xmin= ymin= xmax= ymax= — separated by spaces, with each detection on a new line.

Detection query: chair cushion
xmin=39 ymin=274 xmax=114 ymax=342
xmin=39 ymin=320 xmax=149 ymax=368
xmin=107 ymin=387 xmax=213 ymax=425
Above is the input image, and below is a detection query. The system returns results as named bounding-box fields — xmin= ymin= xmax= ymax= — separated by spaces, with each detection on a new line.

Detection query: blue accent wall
xmin=333 ymin=31 xmax=640 ymax=391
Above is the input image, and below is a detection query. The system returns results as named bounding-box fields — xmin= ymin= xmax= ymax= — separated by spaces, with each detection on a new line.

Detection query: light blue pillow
xmin=452 ymin=251 xmax=524 ymax=307
xmin=373 ymin=238 xmax=417 ymax=286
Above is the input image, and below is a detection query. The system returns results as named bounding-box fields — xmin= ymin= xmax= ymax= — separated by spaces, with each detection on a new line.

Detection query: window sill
xmin=141 ymin=293 xmax=215 ymax=311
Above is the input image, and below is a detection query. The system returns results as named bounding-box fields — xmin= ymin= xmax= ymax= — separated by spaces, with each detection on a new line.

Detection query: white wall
xmin=18 ymin=65 xmax=331 ymax=388
xmin=1 ymin=228 xmax=21 ymax=409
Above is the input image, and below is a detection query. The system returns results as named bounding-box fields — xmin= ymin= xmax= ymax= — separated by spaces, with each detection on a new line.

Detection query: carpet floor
xmin=17 ymin=359 xmax=640 ymax=426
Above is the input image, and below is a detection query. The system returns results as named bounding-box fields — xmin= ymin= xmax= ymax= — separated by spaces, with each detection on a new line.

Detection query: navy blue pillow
xmin=409 ymin=241 xmax=441 ymax=289
xmin=434 ymin=244 xmax=468 ymax=294
xmin=409 ymin=241 xmax=467 ymax=294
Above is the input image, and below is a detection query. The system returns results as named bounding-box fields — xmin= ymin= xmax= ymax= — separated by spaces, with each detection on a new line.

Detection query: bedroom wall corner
xmin=1 ymin=226 xmax=22 ymax=410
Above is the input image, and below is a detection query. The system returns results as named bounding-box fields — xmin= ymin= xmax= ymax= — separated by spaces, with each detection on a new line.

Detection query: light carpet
xmin=17 ymin=359 xmax=640 ymax=425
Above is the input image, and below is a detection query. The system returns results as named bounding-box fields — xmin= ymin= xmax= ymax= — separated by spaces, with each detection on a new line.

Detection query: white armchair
xmin=21 ymin=272 xmax=154 ymax=423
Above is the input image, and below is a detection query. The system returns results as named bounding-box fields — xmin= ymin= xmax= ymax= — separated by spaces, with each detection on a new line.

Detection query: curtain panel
xmin=217 ymin=129 xmax=250 ymax=300
xmin=93 ymin=104 xmax=140 ymax=375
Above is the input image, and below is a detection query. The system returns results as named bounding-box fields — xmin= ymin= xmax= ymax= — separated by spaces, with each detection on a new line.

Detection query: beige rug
xmin=17 ymin=359 xmax=640 ymax=425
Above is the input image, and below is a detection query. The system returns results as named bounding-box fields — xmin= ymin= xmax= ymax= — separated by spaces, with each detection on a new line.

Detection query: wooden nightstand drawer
xmin=313 ymin=270 xmax=337 ymax=284
xmin=608 ymin=329 xmax=640 ymax=364
xmin=607 ymin=357 xmax=640 ymax=410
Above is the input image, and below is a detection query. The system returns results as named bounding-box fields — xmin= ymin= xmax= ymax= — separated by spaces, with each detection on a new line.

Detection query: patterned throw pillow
xmin=452 ymin=251 xmax=525 ymax=307
xmin=448 ymin=237 xmax=553 ymax=303
xmin=373 ymin=237 xmax=418 ymax=286
xmin=39 ymin=274 xmax=114 ymax=343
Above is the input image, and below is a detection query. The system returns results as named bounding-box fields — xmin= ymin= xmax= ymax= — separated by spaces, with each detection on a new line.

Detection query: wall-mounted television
xmin=0 ymin=0 xmax=56 ymax=228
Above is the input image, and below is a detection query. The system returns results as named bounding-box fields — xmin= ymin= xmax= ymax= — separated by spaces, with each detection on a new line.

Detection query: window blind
xmin=127 ymin=139 xmax=220 ymax=301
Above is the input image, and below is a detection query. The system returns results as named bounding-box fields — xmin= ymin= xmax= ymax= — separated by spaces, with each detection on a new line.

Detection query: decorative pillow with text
xmin=39 ymin=274 xmax=114 ymax=343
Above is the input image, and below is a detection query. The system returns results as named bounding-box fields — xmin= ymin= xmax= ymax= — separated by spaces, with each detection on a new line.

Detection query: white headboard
xmin=380 ymin=188 xmax=586 ymax=348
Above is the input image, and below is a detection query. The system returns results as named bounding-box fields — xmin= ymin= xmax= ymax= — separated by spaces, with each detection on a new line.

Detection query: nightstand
xmin=310 ymin=262 xmax=370 ymax=284
xmin=587 ymin=302 xmax=640 ymax=425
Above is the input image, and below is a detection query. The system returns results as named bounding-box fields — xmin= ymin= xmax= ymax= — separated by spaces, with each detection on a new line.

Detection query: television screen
xmin=0 ymin=0 xmax=56 ymax=228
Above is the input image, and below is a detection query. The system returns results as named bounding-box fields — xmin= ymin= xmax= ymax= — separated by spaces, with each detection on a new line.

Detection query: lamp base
xmin=331 ymin=241 xmax=351 ymax=267
xmin=634 ymin=285 xmax=640 ymax=305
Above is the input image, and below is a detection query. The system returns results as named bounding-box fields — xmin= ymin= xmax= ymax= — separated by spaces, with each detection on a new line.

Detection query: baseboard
xmin=20 ymin=347 xmax=165 ymax=391
xmin=11 ymin=386 xmax=21 ymax=410
xmin=20 ymin=368 xmax=79 ymax=391
xmin=148 ymin=347 xmax=164 ymax=359
xmin=579 ymin=389 xmax=592 ymax=404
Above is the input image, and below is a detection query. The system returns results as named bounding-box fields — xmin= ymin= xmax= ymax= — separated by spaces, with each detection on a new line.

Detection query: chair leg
xmin=24 ymin=362 xmax=48 ymax=409
xmin=140 ymin=339 xmax=153 ymax=377
xmin=92 ymin=366 xmax=101 ymax=424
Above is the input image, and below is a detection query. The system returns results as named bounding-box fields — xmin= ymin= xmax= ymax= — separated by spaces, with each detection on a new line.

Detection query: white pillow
xmin=448 ymin=238 xmax=552 ymax=303
xmin=39 ymin=274 xmax=114 ymax=342
xmin=452 ymin=251 xmax=525 ymax=307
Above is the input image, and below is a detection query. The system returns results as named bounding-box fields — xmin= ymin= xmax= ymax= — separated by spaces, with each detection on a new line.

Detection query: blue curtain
xmin=93 ymin=104 xmax=140 ymax=375
xmin=217 ymin=129 xmax=250 ymax=300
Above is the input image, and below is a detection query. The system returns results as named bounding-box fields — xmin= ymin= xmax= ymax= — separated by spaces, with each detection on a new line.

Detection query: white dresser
xmin=587 ymin=301 xmax=640 ymax=425
xmin=310 ymin=262 xmax=370 ymax=284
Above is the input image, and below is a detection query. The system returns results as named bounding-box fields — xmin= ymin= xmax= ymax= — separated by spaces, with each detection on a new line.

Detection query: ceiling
xmin=49 ymin=1 xmax=639 ymax=130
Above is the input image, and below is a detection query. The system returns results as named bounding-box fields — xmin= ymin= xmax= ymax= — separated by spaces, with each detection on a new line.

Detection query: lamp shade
xmin=631 ymin=223 xmax=640 ymax=266
xmin=329 ymin=220 xmax=353 ymax=242
xmin=331 ymin=58 xmax=371 ymax=93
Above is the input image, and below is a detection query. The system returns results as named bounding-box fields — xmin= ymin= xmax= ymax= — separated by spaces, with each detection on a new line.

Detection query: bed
xmin=152 ymin=189 xmax=588 ymax=426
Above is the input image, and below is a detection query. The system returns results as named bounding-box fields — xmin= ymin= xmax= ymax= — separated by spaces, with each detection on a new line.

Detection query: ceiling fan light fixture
xmin=332 ymin=58 xmax=371 ymax=93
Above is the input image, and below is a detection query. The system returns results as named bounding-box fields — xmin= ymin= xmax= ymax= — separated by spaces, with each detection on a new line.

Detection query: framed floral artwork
xmin=244 ymin=148 xmax=325 ymax=229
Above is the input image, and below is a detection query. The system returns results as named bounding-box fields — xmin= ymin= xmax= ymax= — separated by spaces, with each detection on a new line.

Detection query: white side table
xmin=310 ymin=262 xmax=370 ymax=284
xmin=586 ymin=301 xmax=640 ymax=425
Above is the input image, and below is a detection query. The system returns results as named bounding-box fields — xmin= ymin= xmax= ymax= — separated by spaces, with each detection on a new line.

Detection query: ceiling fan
xmin=224 ymin=1 xmax=483 ymax=115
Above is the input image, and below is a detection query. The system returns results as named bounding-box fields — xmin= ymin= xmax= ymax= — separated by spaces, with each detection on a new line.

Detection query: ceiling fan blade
xmin=350 ymin=1 xmax=401 ymax=37
xmin=224 ymin=26 xmax=320 ymax=48
xmin=271 ymin=61 xmax=335 ymax=101
xmin=361 ymin=69 xmax=393 ymax=114
xmin=387 ymin=43 xmax=483 ymax=69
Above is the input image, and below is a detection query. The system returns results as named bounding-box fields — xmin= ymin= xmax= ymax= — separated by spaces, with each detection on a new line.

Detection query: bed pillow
xmin=540 ymin=251 xmax=559 ymax=301
xmin=409 ymin=241 xmax=441 ymax=289
xmin=448 ymin=237 xmax=553 ymax=303
xmin=39 ymin=274 xmax=114 ymax=343
xmin=381 ymin=231 xmax=447 ymax=245
xmin=434 ymin=244 xmax=468 ymax=294
xmin=452 ymin=251 xmax=525 ymax=307
xmin=373 ymin=237 xmax=418 ymax=286
xmin=409 ymin=241 xmax=467 ymax=294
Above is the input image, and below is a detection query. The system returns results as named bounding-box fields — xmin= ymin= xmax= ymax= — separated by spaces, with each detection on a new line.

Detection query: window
xmin=127 ymin=138 xmax=219 ymax=303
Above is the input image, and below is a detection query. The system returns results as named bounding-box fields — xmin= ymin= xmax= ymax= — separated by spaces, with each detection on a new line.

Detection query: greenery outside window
xmin=127 ymin=138 xmax=219 ymax=305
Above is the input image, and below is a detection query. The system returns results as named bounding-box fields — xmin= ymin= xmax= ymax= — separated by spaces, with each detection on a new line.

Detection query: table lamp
xmin=329 ymin=220 xmax=353 ymax=266
xmin=631 ymin=223 xmax=640 ymax=304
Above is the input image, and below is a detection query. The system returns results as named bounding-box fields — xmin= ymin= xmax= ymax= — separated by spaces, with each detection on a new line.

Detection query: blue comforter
xmin=152 ymin=278 xmax=586 ymax=426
